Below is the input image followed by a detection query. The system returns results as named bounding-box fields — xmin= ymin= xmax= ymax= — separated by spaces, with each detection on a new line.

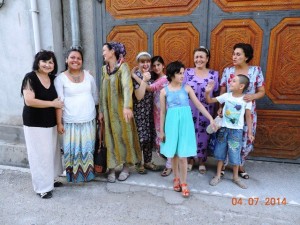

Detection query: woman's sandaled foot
xmin=180 ymin=183 xmax=190 ymax=198
xmin=107 ymin=171 xmax=116 ymax=183
xmin=239 ymin=171 xmax=249 ymax=179
xmin=135 ymin=163 xmax=147 ymax=174
xmin=199 ymin=165 xmax=206 ymax=174
xmin=209 ymin=176 xmax=221 ymax=186
xmin=233 ymin=179 xmax=248 ymax=189
xmin=38 ymin=191 xmax=52 ymax=199
xmin=161 ymin=167 xmax=172 ymax=177
xmin=173 ymin=177 xmax=181 ymax=192
xmin=221 ymin=169 xmax=225 ymax=177
xmin=54 ymin=180 xmax=63 ymax=187
xmin=221 ymin=166 xmax=226 ymax=177
xmin=187 ymin=158 xmax=194 ymax=172
xmin=144 ymin=162 xmax=160 ymax=171
xmin=118 ymin=171 xmax=130 ymax=181
xmin=187 ymin=164 xmax=193 ymax=172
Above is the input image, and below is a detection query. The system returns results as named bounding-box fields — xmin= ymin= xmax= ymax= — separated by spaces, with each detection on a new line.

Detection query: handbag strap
xmin=99 ymin=122 xmax=105 ymax=146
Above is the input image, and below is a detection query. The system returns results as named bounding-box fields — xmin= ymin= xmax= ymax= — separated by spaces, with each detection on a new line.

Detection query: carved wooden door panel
xmin=94 ymin=0 xmax=300 ymax=161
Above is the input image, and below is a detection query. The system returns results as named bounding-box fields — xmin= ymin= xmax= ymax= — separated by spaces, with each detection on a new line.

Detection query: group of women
xmin=21 ymin=41 xmax=265 ymax=199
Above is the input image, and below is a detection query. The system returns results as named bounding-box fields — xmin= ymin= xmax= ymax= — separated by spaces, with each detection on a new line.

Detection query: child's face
xmin=138 ymin=59 xmax=151 ymax=72
xmin=152 ymin=60 xmax=164 ymax=75
xmin=172 ymin=68 xmax=185 ymax=84
xmin=229 ymin=76 xmax=244 ymax=92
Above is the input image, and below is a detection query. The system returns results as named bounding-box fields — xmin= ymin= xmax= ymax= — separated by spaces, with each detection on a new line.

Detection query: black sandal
xmin=239 ymin=171 xmax=249 ymax=179
xmin=54 ymin=180 xmax=63 ymax=187
xmin=38 ymin=191 xmax=52 ymax=199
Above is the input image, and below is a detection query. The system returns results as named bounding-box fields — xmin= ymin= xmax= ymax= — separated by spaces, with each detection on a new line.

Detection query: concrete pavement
xmin=0 ymin=156 xmax=299 ymax=225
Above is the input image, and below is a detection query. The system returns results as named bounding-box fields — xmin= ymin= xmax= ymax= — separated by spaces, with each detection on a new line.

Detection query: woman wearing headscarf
xmin=99 ymin=42 xmax=142 ymax=182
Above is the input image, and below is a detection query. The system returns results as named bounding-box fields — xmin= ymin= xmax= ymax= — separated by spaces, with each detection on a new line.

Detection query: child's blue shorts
xmin=214 ymin=127 xmax=243 ymax=165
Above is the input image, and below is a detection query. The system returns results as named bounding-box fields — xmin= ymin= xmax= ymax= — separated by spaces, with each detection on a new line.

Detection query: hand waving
xmin=205 ymin=80 xmax=215 ymax=93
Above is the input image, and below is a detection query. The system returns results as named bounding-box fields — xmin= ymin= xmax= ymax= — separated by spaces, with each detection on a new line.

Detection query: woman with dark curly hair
xmin=21 ymin=50 xmax=64 ymax=199
xmin=219 ymin=43 xmax=265 ymax=179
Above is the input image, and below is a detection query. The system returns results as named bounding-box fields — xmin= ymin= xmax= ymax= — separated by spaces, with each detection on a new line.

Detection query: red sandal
xmin=180 ymin=183 xmax=190 ymax=198
xmin=173 ymin=178 xmax=181 ymax=192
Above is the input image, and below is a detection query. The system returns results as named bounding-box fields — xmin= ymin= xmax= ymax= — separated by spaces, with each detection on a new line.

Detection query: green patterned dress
xmin=100 ymin=63 xmax=142 ymax=169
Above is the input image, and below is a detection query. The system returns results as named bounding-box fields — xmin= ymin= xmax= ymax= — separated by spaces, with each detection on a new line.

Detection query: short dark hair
xmin=32 ymin=50 xmax=58 ymax=75
xmin=166 ymin=61 xmax=185 ymax=82
xmin=65 ymin=48 xmax=84 ymax=70
xmin=237 ymin=74 xmax=250 ymax=92
xmin=233 ymin=43 xmax=253 ymax=63
xmin=193 ymin=47 xmax=210 ymax=68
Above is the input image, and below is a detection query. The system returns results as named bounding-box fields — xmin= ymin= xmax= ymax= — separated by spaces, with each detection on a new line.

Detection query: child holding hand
xmin=205 ymin=74 xmax=254 ymax=189
xmin=160 ymin=61 xmax=216 ymax=198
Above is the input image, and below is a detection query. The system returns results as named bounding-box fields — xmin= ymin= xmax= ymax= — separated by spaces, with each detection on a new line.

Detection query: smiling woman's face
xmin=66 ymin=51 xmax=83 ymax=71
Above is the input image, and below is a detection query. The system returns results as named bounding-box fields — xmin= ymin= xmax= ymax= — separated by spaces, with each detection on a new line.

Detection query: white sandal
xmin=187 ymin=164 xmax=193 ymax=172
xmin=118 ymin=171 xmax=130 ymax=181
xmin=199 ymin=165 xmax=206 ymax=174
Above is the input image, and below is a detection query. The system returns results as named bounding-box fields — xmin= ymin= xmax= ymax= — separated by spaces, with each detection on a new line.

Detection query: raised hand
xmin=142 ymin=71 xmax=151 ymax=82
xmin=205 ymin=80 xmax=215 ymax=93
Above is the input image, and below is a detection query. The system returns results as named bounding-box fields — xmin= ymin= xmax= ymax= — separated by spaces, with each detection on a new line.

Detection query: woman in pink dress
xmin=219 ymin=43 xmax=265 ymax=179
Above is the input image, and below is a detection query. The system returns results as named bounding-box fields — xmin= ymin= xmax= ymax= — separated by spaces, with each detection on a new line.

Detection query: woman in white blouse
xmin=55 ymin=48 xmax=99 ymax=183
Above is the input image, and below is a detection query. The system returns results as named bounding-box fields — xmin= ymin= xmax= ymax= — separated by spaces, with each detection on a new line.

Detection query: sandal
xmin=144 ymin=162 xmax=160 ymax=171
xmin=38 ymin=191 xmax=52 ymax=199
xmin=173 ymin=178 xmax=181 ymax=192
xmin=199 ymin=165 xmax=206 ymax=174
xmin=135 ymin=163 xmax=147 ymax=174
xmin=209 ymin=176 xmax=221 ymax=186
xmin=221 ymin=169 xmax=225 ymax=177
xmin=187 ymin=158 xmax=194 ymax=172
xmin=54 ymin=180 xmax=63 ymax=187
xmin=107 ymin=171 xmax=116 ymax=183
xmin=118 ymin=171 xmax=130 ymax=181
xmin=233 ymin=179 xmax=248 ymax=189
xmin=161 ymin=167 xmax=172 ymax=177
xmin=239 ymin=171 xmax=249 ymax=179
xmin=180 ymin=183 xmax=190 ymax=198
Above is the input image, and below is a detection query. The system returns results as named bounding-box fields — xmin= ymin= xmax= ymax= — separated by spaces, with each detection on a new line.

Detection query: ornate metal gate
xmin=95 ymin=0 xmax=300 ymax=161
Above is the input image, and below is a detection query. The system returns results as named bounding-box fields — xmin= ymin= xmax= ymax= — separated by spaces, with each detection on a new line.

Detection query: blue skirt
xmin=160 ymin=106 xmax=197 ymax=158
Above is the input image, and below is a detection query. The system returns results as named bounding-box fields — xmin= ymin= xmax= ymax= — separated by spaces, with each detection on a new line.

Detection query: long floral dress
xmin=183 ymin=68 xmax=219 ymax=162
xmin=149 ymin=75 xmax=168 ymax=149
xmin=100 ymin=62 xmax=142 ymax=169
xmin=220 ymin=66 xmax=265 ymax=165
xmin=133 ymin=71 xmax=155 ymax=164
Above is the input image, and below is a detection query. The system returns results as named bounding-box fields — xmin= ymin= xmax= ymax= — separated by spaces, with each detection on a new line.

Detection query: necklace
xmin=68 ymin=70 xmax=82 ymax=83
